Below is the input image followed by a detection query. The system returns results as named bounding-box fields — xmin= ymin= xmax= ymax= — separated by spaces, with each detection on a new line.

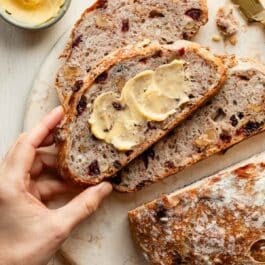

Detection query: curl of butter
xmin=89 ymin=60 xmax=190 ymax=151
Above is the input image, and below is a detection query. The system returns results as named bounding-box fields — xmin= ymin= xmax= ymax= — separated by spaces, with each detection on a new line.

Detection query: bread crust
xmin=56 ymin=41 xmax=226 ymax=186
xmin=115 ymin=57 xmax=265 ymax=192
xmin=128 ymin=161 xmax=265 ymax=264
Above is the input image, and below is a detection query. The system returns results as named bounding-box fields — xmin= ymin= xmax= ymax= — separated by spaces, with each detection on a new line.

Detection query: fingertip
xmin=53 ymin=106 xmax=64 ymax=117
xmin=95 ymin=182 xmax=113 ymax=196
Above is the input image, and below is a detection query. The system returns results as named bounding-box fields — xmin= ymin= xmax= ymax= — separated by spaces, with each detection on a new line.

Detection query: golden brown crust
xmin=59 ymin=1 xmax=100 ymax=60
xmin=115 ymin=127 xmax=265 ymax=192
xmin=56 ymin=41 xmax=227 ymax=186
xmin=128 ymin=161 xmax=265 ymax=264
xmin=55 ymin=1 xmax=100 ymax=105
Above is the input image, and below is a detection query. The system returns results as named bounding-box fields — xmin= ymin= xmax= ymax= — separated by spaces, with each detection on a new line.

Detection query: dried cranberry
xmin=155 ymin=204 xmax=167 ymax=220
xmin=165 ymin=161 xmax=175 ymax=169
xmin=147 ymin=122 xmax=157 ymax=130
xmin=178 ymin=47 xmax=185 ymax=56
xmin=172 ymin=251 xmax=182 ymax=264
xmin=113 ymin=160 xmax=122 ymax=169
xmin=76 ymin=96 xmax=87 ymax=115
xmin=220 ymin=132 xmax=232 ymax=143
xmin=110 ymin=174 xmax=122 ymax=185
xmin=88 ymin=160 xmax=101 ymax=175
xmin=238 ymin=112 xmax=244 ymax=119
xmin=96 ymin=0 xmax=107 ymax=9
xmin=72 ymin=80 xmax=83 ymax=92
xmin=238 ymin=75 xmax=250 ymax=81
xmin=185 ymin=8 xmax=202 ymax=21
xmin=149 ymin=10 xmax=165 ymax=18
xmin=240 ymin=121 xmax=263 ymax=135
xmin=112 ymin=102 xmax=124 ymax=111
xmin=72 ymin=35 xmax=83 ymax=49
xmin=182 ymin=32 xmax=189 ymax=39
xmin=121 ymin=19 xmax=130 ymax=32
xmin=152 ymin=50 xmax=162 ymax=58
xmin=139 ymin=57 xmax=148 ymax=64
xmin=230 ymin=115 xmax=238 ymax=127
xmin=95 ymin=71 xmax=108 ymax=83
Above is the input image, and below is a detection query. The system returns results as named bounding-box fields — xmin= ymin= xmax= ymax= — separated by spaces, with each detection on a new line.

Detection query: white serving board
xmin=23 ymin=0 xmax=265 ymax=264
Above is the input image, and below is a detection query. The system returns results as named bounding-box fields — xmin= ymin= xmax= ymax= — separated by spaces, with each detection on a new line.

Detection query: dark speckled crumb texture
xmin=55 ymin=0 xmax=208 ymax=107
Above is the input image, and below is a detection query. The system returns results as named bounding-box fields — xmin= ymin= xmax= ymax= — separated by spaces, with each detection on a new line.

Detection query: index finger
xmin=3 ymin=107 xmax=64 ymax=178
xmin=27 ymin=106 xmax=64 ymax=148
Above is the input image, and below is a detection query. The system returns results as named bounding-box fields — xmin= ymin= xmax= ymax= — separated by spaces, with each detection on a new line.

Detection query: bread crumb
xmin=212 ymin=35 xmax=222 ymax=42
xmin=216 ymin=7 xmax=239 ymax=46
xmin=229 ymin=35 xmax=237 ymax=46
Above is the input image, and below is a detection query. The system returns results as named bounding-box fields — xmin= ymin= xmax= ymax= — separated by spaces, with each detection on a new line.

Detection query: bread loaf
xmin=128 ymin=159 xmax=265 ymax=264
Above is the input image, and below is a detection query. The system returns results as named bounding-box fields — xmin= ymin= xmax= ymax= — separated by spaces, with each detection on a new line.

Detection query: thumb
xmin=54 ymin=182 xmax=112 ymax=233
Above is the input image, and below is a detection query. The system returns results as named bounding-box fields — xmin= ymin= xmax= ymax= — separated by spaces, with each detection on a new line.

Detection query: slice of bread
xmin=128 ymin=159 xmax=265 ymax=264
xmin=114 ymin=57 xmax=265 ymax=192
xmin=56 ymin=41 xmax=226 ymax=186
xmin=55 ymin=0 xmax=208 ymax=108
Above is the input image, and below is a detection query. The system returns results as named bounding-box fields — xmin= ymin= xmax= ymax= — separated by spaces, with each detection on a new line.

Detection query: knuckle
xmin=85 ymin=199 xmax=99 ymax=214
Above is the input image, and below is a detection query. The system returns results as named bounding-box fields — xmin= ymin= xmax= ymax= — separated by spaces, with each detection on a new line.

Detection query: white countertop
xmin=0 ymin=0 xmax=88 ymax=158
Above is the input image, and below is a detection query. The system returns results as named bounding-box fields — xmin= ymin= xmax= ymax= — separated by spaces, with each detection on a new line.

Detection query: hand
xmin=0 ymin=106 xmax=112 ymax=265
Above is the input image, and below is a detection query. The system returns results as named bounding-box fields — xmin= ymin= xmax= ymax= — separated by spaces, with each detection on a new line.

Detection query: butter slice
xmin=89 ymin=92 xmax=141 ymax=150
xmin=89 ymin=60 xmax=190 ymax=151
xmin=154 ymin=60 xmax=188 ymax=100
xmin=125 ymin=60 xmax=189 ymax=121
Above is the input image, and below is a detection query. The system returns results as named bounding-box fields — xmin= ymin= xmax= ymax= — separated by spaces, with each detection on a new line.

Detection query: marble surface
xmin=3 ymin=0 xmax=265 ymax=264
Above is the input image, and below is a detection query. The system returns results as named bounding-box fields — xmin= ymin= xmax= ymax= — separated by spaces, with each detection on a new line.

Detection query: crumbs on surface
xmin=216 ymin=7 xmax=239 ymax=46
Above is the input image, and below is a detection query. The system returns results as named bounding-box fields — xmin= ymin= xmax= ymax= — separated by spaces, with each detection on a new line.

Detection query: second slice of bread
xmin=114 ymin=57 xmax=265 ymax=192
xmin=56 ymin=41 xmax=226 ymax=186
